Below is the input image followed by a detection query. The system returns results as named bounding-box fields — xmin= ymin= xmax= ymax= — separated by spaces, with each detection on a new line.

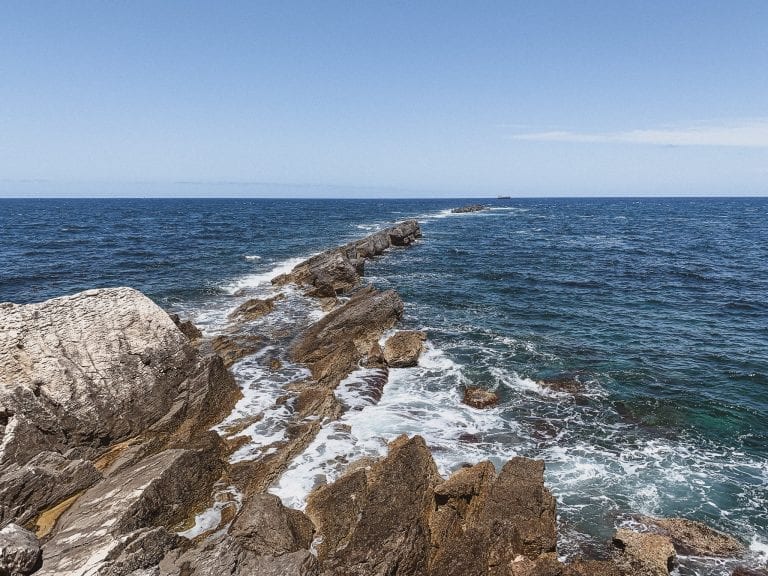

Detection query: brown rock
xmin=0 ymin=451 xmax=101 ymax=528
xmin=732 ymin=567 xmax=768 ymax=576
xmin=307 ymin=435 xmax=440 ymax=575
xmin=292 ymin=287 xmax=404 ymax=388
xmin=613 ymin=528 xmax=676 ymax=576
xmin=229 ymin=494 xmax=314 ymax=556
xmin=463 ymin=386 xmax=499 ymax=409
xmin=168 ymin=313 xmax=203 ymax=342
xmin=383 ymin=330 xmax=427 ymax=368
xmin=451 ymin=204 xmax=488 ymax=214
xmin=210 ymin=333 xmax=263 ymax=367
xmin=228 ymin=295 xmax=282 ymax=323
xmin=636 ymin=516 xmax=745 ymax=557
xmin=564 ymin=560 xmax=620 ymax=576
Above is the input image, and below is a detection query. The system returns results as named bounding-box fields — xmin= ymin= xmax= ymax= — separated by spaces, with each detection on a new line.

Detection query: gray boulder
xmin=0 ymin=523 xmax=41 ymax=576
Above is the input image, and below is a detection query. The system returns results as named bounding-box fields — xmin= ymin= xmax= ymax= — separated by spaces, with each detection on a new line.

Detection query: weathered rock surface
xmin=168 ymin=314 xmax=202 ymax=342
xmin=612 ymin=528 xmax=676 ymax=576
xmin=384 ymin=330 xmax=427 ymax=368
xmin=0 ymin=288 xmax=196 ymax=465
xmin=636 ymin=516 xmax=745 ymax=557
xmin=451 ymin=204 xmax=487 ymax=214
xmin=209 ymin=333 xmax=263 ymax=368
xmin=463 ymin=386 xmax=500 ymax=409
xmin=273 ymin=220 xmax=421 ymax=297
xmin=157 ymin=494 xmax=317 ymax=576
xmin=732 ymin=567 xmax=768 ymax=576
xmin=0 ymin=523 xmax=41 ymax=576
xmin=292 ymin=286 xmax=404 ymax=388
xmin=38 ymin=437 xmax=226 ymax=576
xmin=228 ymin=295 xmax=283 ymax=323
xmin=0 ymin=451 xmax=101 ymax=528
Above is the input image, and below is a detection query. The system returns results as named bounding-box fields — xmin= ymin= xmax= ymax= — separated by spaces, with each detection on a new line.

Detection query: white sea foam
xmin=243 ymin=254 xmax=262 ymax=261
xmin=221 ymin=256 xmax=306 ymax=295
xmin=177 ymin=485 xmax=242 ymax=539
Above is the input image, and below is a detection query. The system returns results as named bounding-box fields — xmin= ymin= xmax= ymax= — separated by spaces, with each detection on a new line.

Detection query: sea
xmin=1 ymin=197 xmax=766 ymax=574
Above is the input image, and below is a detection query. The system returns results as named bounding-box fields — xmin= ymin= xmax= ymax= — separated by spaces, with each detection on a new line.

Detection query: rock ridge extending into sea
xmin=0 ymin=219 xmax=760 ymax=576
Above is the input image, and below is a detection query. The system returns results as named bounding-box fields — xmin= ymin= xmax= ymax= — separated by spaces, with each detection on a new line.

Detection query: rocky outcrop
xmin=451 ymin=204 xmax=487 ymax=214
xmin=292 ymin=286 xmax=404 ymax=388
xmin=635 ymin=516 xmax=745 ymax=557
xmin=273 ymin=220 xmax=421 ymax=297
xmin=0 ymin=524 xmax=41 ymax=576
xmin=463 ymin=386 xmax=500 ymax=409
xmin=0 ymin=288 xmax=197 ymax=465
xmin=0 ymin=452 xmax=101 ymax=528
xmin=384 ymin=330 xmax=427 ymax=368
xmin=304 ymin=435 xmax=558 ymax=576
xmin=228 ymin=295 xmax=283 ymax=323
xmin=168 ymin=314 xmax=202 ymax=342
xmin=612 ymin=528 xmax=676 ymax=576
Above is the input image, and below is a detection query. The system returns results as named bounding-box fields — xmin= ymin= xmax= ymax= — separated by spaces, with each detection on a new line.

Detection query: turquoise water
xmin=1 ymin=197 xmax=766 ymax=571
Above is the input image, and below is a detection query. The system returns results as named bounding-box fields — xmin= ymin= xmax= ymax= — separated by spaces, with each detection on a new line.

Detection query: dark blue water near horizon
xmin=2 ymin=197 xmax=767 ymax=569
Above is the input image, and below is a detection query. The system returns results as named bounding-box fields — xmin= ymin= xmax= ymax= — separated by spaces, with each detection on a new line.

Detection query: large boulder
xmin=383 ymin=330 xmax=427 ymax=368
xmin=0 ymin=288 xmax=197 ymax=465
xmin=0 ymin=524 xmax=41 ymax=576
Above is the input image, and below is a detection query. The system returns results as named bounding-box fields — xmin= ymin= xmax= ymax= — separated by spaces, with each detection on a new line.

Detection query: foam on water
xmin=221 ymin=256 xmax=307 ymax=295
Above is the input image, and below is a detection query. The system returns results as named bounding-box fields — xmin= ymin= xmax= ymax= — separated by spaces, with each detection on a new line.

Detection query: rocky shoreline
xmin=0 ymin=220 xmax=763 ymax=576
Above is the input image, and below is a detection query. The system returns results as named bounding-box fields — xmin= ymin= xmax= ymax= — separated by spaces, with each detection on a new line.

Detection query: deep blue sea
xmin=1 ymin=197 xmax=766 ymax=572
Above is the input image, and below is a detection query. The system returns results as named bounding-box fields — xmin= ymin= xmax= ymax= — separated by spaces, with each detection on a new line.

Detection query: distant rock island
xmin=451 ymin=203 xmax=488 ymax=213
xmin=0 ymin=220 xmax=757 ymax=576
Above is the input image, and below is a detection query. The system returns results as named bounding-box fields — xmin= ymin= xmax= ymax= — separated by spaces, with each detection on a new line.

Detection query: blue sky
xmin=1 ymin=1 xmax=767 ymax=197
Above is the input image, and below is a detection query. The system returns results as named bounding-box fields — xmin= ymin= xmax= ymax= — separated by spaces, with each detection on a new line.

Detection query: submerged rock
xmin=463 ymin=386 xmax=499 ymax=409
xmin=228 ymin=295 xmax=283 ymax=323
xmin=383 ymin=330 xmax=427 ymax=368
xmin=0 ymin=523 xmax=42 ymax=576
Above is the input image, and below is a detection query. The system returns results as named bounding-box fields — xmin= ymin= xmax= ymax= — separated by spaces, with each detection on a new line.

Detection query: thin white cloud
xmin=509 ymin=119 xmax=768 ymax=147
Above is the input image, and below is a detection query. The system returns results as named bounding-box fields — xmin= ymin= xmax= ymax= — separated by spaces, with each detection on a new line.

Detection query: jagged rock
xmin=168 ymin=314 xmax=202 ymax=342
xmin=157 ymin=495 xmax=317 ymax=576
xmin=228 ymin=296 xmax=283 ymax=323
xmin=564 ymin=560 xmax=620 ymax=576
xmin=451 ymin=204 xmax=487 ymax=214
xmin=463 ymin=387 xmax=499 ymax=409
xmin=538 ymin=374 xmax=585 ymax=394
xmin=292 ymin=287 xmax=404 ymax=388
xmin=0 ymin=523 xmax=41 ymax=576
xmin=0 ymin=288 xmax=197 ymax=466
xmin=612 ymin=528 xmax=676 ymax=576
xmin=0 ymin=451 xmax=101 ymax=528
xmin=210 ymin=334 xmax=263 ymax=367
xmin=636 ymin=516 xmax=745 ymax=557
xmin=383 ymin=330 xmax=427 ymax=368
xmin=38 ymin=437 xmax=226 ymax=576
xmin=307 ymin=435 xmax=440 ymax=575
xmin=273 ymin=220 xmax=421 ymax=297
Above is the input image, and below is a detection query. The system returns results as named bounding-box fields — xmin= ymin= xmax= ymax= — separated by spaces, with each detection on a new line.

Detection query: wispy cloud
xmin=509 ymin=119 xmax=768 ymax=147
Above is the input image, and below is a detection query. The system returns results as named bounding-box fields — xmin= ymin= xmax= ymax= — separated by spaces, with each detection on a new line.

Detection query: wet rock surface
xmin=635 ymin=516 xmax=745 ymax=557
xmin=451 ymin=204 xmax=488 ymax=213
xmin=463 ymin=386 xmax=500 ymax=409
xmin=383 ymin=330 xmax=427 ymax=368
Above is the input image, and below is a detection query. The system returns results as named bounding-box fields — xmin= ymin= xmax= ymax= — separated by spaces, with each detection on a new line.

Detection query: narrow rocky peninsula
xmin=0 ymin=221 xmax=758 ymax=576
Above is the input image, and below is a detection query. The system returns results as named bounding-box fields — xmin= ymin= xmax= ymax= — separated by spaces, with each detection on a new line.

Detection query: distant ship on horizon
xmin=496 ymin=195 xmax=511 ymax=199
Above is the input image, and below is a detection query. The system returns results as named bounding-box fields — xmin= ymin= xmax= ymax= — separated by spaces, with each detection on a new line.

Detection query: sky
xmin=1 ymin=1 xmax=767 ymax=197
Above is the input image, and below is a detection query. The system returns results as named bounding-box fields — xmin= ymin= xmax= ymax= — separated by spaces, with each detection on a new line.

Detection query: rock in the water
xmin=168 ymin=314 xmax=202 ymax=342
xmin=0 ymin=451 xmax=101 ymax=528
xmin=613 ymin=528 xmax=676 ymax=576
xmin=0 ymin=288 xmax=197 ymax=465
xmin=228 ymin=295 xmax=282 ymax=323
xmin=210 ymin=333 xmax=263 ymax=367
xmin=732 ymin=567 xmax=768 ymax=576
xmin=636 ymin=516 xmax=745 ymax=557
xmin=383 ymin=330 xmax=427 ymax=368
xmin=0 ymin=523 xmax=41 ymax=576
xmin=463 ymin=386 xmax=499 ymax=409
xmin=273 ymin=220 xmax=421 ymax=297
xmin=292 ymin=287 xmax=404 ymax=388
xmin=451 ymin=204 xmax=487 ymax=214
